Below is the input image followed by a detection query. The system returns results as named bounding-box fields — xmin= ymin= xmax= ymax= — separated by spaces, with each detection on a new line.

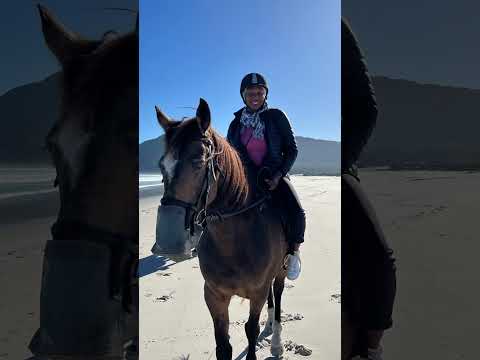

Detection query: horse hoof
xmin=271 ymin=343 xmax=284 ymax=357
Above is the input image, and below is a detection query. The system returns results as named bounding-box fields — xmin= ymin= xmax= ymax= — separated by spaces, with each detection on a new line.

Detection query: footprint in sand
xmin=281 ymin=313 xmax=304 ymax=322
xmin=230 ymin=320 xmax=246 ymax=326
xmin=330 ymin=293 xmax=341 ymax=303
xmin=155 ymin=294 xmax=172 ymax=302
xmin=156 ymin=272 xmax=171 ymax=277
xmin=284 ymin=340 xmax=313 ymax=356
xmin=173 ymin=355 xmax=190 ymax=360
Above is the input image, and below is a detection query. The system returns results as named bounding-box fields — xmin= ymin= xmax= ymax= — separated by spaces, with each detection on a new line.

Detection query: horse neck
xmin=207 ymin=134 xmax=251 ymax=212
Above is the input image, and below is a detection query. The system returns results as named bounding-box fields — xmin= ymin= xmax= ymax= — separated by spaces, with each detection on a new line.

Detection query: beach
xmin=4 ymin=167 xmax=477 ymax=359
xmin=0 ymin=167 xmax=58 ymax=359
xmin=139 ymin=175 xmax=341 ymax=359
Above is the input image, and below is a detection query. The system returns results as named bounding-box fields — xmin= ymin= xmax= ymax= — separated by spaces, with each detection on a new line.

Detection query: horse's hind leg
xmin=271 ymin=276 xmax=285 ymax=357
xmin=204 ymin=284 xmax=232 ymax=360
xmin=263 ymin=284 xmax=274 ymax=334
xmin=245 ymin=286 xmax=269 ymax=360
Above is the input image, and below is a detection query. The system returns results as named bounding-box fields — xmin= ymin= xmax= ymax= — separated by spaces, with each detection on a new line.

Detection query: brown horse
xmin=29 ymin=5 xmax=138 ymax=359
xmin=154 ymin=98 xmax=288 ymax=360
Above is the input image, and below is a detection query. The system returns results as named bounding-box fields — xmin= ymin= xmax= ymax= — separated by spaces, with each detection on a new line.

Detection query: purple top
xmin=240 ymin=126 xmax=267 ymax=166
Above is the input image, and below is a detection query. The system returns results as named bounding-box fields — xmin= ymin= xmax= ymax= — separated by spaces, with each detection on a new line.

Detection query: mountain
xmin=358 ymin=76 xmax=480 ymax=169
xmin=292 ymin=137 xmax=340 ymax=175
xmin=5 ymin=73 xmax=480 ymax=170
xmin=139 ymin=136 xmax=165 ymax=171
xmin=0 ymin=73 xmax=61 ymax=164
xmin=139 ymin=135 xmax=341 ymax=175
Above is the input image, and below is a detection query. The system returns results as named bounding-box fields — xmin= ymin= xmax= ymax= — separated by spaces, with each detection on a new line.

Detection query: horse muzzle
xmin=29 ymin=238 xmax=136 ymax=359
xmin=152 ymin=205 xmax=197 ymax=260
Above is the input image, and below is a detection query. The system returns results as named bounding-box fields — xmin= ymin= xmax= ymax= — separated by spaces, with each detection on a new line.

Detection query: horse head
xmin=30 ymin=5 xmax=139 ymax=358
xmin=152 ymin=99 xmax=219 ymax=259
xmin=39 ymin=4 xmax=138 ymax=240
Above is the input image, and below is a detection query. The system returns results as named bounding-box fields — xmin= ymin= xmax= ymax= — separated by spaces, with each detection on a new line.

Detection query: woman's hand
xmin=265 ymin=172 xmax=282 ymax=190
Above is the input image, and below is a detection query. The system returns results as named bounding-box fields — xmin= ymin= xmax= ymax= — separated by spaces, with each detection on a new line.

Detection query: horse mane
xmin=208 ymin=128 xmax=249 ymax=210
xmin=164 ymin=118 xmax=250 ymax=210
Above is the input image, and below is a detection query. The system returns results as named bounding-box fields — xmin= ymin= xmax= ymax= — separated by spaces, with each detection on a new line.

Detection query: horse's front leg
xmin=204 ymin=283 xmax=232 ymax=360
xmin=245 ymin=286 xmax=270 ymax=360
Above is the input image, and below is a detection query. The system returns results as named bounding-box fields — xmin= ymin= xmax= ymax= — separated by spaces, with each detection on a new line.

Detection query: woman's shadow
xmin=138 ymin=255 xmax=171 ymax=278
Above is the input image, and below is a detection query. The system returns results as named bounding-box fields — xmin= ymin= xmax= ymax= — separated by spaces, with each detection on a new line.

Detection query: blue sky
xmin=140 ymin=0 xmax=340 ymax=143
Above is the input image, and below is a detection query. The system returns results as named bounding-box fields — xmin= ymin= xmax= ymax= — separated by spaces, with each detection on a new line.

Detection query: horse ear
xmin=196 ymin=98 xmax=211 ymax=133
xmin=37 ymin=4 xmax=98 ymax=65
xmin=155 ymin=106 xmax=172 ymax=130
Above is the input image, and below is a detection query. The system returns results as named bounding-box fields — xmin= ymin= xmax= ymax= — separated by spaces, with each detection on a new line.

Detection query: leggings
xmin=271 ymin=176 xmax=306 ymax=248
xmin=342 ymin=173 xmax=396 ymax=333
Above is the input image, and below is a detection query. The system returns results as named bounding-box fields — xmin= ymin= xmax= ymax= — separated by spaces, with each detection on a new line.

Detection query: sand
xmin=0 ymin=191 xmax=58 ymax=359
xmin=3 ymin=169 xmax=479 ymax=359
xmin=358 ymin=169 xmax=480 ymax=360
xmin=139 ymin=176 xmax=341 ymax=360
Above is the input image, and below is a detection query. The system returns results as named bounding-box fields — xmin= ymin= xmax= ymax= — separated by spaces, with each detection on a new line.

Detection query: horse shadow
xmin=138 ymin=255 xmax=170 ymax=277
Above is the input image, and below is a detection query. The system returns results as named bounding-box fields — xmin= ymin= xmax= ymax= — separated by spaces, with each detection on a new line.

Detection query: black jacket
xmin=227 ymin=108 xmax=298 ymax=177
xmin=342 ymin=18 xmax=378 ymax=173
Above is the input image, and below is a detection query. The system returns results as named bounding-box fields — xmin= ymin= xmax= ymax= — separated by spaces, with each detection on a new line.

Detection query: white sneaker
xmin=286 ymin=250 xmax=301 ymax=280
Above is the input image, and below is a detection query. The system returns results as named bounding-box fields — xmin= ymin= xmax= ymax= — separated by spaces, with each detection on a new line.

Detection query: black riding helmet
xmin=240 ymin=73 xmax=269 ymax=101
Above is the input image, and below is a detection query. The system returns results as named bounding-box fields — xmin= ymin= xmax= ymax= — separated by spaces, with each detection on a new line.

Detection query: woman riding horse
xmin=342 ymin=18 xmax=397 ymax=360
xmin=227 ymin=73 xmax=306 ymax=280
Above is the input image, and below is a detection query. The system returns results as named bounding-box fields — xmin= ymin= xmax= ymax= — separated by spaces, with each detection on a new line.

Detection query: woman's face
xmin=244 ymin=85 xmax=267 ymax=111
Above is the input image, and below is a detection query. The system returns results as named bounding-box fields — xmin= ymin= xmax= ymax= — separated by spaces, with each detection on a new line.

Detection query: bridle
xmin=160 ymin=136 xmax=268 ymax=235
xmin=46 ymin=126 xmax=138 ymax=313
xmin=160 ymin=136 xmax=220 ymax=234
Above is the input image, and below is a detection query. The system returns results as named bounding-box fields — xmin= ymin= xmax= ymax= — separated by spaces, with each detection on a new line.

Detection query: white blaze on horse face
xmin=162 ymin=151 xmax=178 ymax=182
xmin=56 ymin=117 xmax=92 ymax=187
